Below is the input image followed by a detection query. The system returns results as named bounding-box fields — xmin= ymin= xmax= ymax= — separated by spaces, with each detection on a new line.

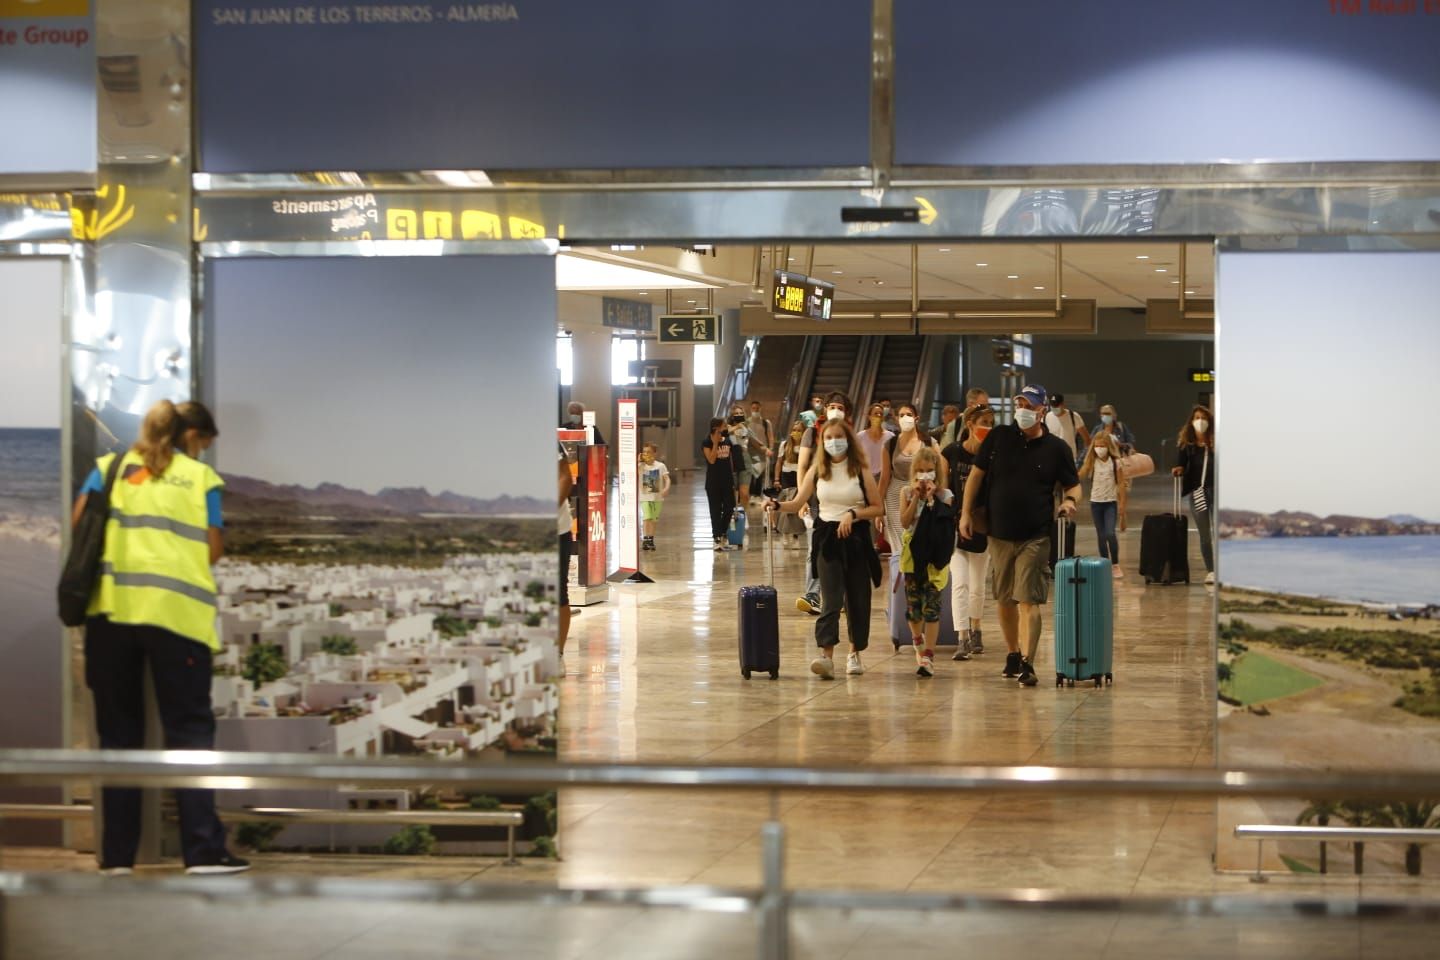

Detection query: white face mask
xmin=1193 ymin=418 xmax=1209 ymax=435
xmin=1014 ymin=408 xmax=1039 ymax=430
xmin=913 ymin=471 xmax=936 ymax=483
xmin=823 ymin=438 xmax=848 ymax=458
xmin=825 ymin=407 xmax=844 ymax=422
xmin=1095 ymin=447 xmax=1111 ymax=459
xmin=899 ymin=415 xmax=916 ymax=432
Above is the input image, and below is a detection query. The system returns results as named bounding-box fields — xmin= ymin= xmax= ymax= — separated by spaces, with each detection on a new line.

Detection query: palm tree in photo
xmin=1333 ymin=800 xmax=1439 ymax=876
xmin=1297 ymin=799 xmax=1345 ymax=873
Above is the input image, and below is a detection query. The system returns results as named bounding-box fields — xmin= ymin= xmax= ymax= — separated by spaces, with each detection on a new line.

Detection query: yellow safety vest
xmin=87 ymin=451 xmax=223 ymax=651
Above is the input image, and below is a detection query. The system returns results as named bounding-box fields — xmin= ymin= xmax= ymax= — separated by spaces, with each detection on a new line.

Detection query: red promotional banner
xmin=583 ymin=445 xmax=607 ymax=587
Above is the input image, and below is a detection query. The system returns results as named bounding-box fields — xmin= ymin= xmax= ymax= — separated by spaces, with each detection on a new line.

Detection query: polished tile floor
xmin=555 ymin=476 xmax=1231 ymax=893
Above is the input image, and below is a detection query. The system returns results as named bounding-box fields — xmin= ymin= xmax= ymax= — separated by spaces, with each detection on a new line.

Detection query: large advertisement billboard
xmin=0 ymin=259 xmax=65 ymax=845
xmin=0 ymin=1 xmax=95 ymax=175
xmin=205 ymin=254 xmax=560 ymax=855
xmin=1215 ymin=250 xmax=1440 ymax=875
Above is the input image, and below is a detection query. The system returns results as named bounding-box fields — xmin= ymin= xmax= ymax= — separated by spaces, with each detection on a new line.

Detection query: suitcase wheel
xmin=1055 ymin=673 xmax=1064 ymax=688
xmin=893 ymin=642 xmax=902 ymax=653
xmin=1105 ymin=673 xmax=1114 ymax=686
xmin=769 ymin=669 xmax=779 ymax=680
xmin=1067 ymin=678 xmax=1075 ymax=688
xmin=741 ymin=668 xmax=752 ymax=679
xmin=1094 ymin=677 xmax=1102 ymax=689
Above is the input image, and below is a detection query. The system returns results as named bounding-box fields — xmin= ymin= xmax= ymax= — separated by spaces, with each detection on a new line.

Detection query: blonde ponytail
xmin=133 ymin=399 xmax=178 ymax=477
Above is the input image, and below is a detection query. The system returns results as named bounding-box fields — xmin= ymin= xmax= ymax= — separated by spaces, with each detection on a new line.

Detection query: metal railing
xmin=4 ymin=750 xmax=1440 ymax=960
xmin=0 ymin=802 xmax=525 ymax=864
xmin=1236 ymin=824 xmax=1440 ymax=882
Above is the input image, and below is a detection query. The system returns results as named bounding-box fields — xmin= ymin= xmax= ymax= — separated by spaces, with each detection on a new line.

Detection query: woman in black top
xmin=1172 ymin=404 xmax=1217 ymax=583
xmin=702 ymin=417 xmax=740 ymax=552
xmin=942 ymin=404 xmax=994 ymax=659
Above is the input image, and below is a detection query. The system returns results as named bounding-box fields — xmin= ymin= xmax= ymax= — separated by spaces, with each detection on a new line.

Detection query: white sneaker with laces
xmin=1205 ymin=572 xmax=1216 ymax=585
xmin=810 ymin=656 xmax=835 ymax=680
xmin=846 ymin=652 xmax=864 ymax=675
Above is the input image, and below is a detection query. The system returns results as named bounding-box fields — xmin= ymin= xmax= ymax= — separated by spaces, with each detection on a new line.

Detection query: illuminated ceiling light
xmin=975 ymin=262 xmax=988 ymax=267
xmin=1171 ymin=280 xmax=1180 ymax=284
xmin=1185 ymin=290 xmax=1196 ymax=295
xmin=1007 ymin=274 xmax=1019 ymax=279
xmin=938 ymin=248 xmax=952 ymax=253
xmin=876 ymin=280 xmax=885 ymax=285
xmin=638 ymin=291 xmax=649 ymax=295
xmin=554 ymin=254 xmax=714 ymax=291
xmin=832 ymin=270 xmax=843 ymax=275
xmin=1155 ymin=268 xmax=1168 ymax=273
xmin=1033 ymin=286 xmax=1045 ymax=290
xmin=1136 ymin=255 xmax=1149 ymax=260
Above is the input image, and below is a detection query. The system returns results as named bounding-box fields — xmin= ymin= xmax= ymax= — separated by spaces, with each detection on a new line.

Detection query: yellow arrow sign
xmin=915 ymin=196 xmax=937 ymax=226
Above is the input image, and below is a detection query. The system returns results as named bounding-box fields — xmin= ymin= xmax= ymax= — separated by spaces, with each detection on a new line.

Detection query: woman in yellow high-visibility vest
xmin=73 ymin=399 xmax=248 ymax=876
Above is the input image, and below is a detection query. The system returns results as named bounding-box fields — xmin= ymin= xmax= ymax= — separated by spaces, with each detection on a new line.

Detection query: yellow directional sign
xmin=915 ymin=196 xmax=937 ymax=226
xmin=659 ymin=313 xmax=720 ymax=344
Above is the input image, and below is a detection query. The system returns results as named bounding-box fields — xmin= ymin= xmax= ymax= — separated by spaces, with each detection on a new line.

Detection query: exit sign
xmin=658 ymin=314 xmax=720 ymax=344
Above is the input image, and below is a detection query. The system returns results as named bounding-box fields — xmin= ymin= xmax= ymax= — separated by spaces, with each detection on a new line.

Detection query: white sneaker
xmin=1205 ymin=572 xmax=1216 ymax=585
xmin=810 ymin=656 xmax=835 ymax=680
xmin=846 ymin=652 xmax=864 ymax=676
xmin=99 ymin=866 xmax=133 ymax=878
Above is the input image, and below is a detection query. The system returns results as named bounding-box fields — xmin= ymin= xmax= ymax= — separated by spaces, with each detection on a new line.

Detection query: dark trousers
xmin=706 ymin=484 xmax=736 ymax=540
xmin=1191 ymin=497 xmax=1214 ymax=573
xmin=816 ymin=551 xmax=872 ymax=651
xmin=84 ymin=616 xmax=229 ymax=868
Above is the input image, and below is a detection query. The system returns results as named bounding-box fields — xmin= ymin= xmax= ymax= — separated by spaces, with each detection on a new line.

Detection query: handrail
xmin=4 ymin=871 xmax=1439 ymax=921
xmin=1235 ymin=823 xmax=1440 ymax=882
xmin=0 ymin=801 xmax=526 ymax=863
xmin=3 ymin=750 xmax=1440 ymax=799
xmin=1236 ymin=825 xmax=1440 ymax=844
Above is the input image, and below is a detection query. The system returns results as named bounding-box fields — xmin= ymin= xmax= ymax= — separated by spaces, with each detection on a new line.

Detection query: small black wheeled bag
xmin=57 ymin=453 xmax=123 ymax=626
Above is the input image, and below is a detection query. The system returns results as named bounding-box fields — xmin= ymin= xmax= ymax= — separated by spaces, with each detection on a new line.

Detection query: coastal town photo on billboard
xmin=1214 ymin=251 xmax=1440 ymax=875
xmin=205 ymin=255 xmax=560 ymax=856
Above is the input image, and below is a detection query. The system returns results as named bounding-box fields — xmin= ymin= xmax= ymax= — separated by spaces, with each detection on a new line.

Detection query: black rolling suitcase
xmin=1140 ymin=477 xmax=1190 ymax=584
xmin=738 ymin=504 xmax=780 ymax=679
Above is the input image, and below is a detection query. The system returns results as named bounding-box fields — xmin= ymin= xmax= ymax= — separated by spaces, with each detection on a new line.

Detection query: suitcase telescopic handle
xmin=1173 ymin=474 xmax=1182 ymax=516
xmin=1057 ymin=512 xmax=1071 ymax=561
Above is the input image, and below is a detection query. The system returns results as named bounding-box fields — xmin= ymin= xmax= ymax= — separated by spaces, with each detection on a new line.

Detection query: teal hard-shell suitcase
xmin=1052 ymin=519 xmax=1114 ymax=688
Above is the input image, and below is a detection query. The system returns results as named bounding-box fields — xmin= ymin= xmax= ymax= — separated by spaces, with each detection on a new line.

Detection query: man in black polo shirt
xmin=958 ymin=384 xmax=1080 ymax=687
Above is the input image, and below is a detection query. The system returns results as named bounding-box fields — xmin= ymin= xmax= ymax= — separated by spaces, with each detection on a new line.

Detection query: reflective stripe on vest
xmin=88 ymin=451 xmax=221 ymax=650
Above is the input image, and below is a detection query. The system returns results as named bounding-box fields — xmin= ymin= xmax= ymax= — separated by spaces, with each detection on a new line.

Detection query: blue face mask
xmin=1101 ymin=414 xmax=1115 ymax=426
xmin=823 ymin=438 xmax=849 ymax=458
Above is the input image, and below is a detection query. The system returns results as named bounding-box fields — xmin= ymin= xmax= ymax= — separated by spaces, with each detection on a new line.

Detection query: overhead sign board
xmin=602 ymin=297 xmax=653 ymax=331
xmin=658 ymin=314 xmax=719 ymax=344
xmin=194 ymin=0 xmax=870 ymax=172
xmin=772 ymin=271 xmax=834 ymax=322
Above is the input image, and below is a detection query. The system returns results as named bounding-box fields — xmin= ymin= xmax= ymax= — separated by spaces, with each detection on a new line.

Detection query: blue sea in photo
xmin=0 ymin=428 xmax=61 ymax=518
xmin=1222 ymin=535 xmax=1440 ymax=606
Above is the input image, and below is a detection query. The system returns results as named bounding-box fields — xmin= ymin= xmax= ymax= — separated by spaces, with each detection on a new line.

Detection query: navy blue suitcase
xmin=739 ymin=513 xmax=779 ymax=679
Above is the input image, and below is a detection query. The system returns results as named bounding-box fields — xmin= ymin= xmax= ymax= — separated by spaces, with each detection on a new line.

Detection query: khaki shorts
xmin=987 ymin=536 xmax=1049 ymax=605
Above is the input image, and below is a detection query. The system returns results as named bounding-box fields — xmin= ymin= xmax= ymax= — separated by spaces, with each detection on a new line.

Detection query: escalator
xmin=806 ymin=335 xmax=862 ymax=402
xmin=870 ymin=335 xmax=927 ymax=408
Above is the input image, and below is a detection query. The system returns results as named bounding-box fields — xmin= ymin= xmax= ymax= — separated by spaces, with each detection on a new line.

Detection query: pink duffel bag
xmin=1118 ymin=451 xmax=1155 ymax=478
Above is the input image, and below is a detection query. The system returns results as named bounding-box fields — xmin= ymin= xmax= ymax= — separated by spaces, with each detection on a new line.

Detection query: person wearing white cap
xmin=958 ymin=384 xmax=1081 ymax=687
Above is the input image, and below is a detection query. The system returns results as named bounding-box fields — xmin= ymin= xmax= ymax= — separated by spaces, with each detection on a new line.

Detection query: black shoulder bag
xmin=57 ymin=454 xmax=124 ymax=627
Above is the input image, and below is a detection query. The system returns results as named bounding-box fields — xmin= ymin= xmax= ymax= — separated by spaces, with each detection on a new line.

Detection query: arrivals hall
xmin=2 ymin=2 xmax=1439 ymax=957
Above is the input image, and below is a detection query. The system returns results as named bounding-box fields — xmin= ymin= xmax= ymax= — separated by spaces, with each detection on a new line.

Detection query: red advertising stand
xmin=559 ymin=428 xmax=608 ymax=605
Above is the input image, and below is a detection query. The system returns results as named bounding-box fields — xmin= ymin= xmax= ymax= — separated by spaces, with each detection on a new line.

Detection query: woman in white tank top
xmin=769 ymin=419 xmax=885 ymax=679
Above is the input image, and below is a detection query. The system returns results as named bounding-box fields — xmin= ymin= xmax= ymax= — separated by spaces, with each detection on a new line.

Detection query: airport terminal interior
xmin=3 ymin=2 xmax=1440 ymax=957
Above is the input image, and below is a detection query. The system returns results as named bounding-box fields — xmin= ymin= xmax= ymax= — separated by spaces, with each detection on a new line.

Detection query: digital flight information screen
xmin=773 ymin=271 xmax=834 ymax=321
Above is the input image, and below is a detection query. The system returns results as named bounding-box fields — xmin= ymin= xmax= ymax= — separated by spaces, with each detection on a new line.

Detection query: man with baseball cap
xmin=958 ymin=384 xmax=1081 ymax=686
